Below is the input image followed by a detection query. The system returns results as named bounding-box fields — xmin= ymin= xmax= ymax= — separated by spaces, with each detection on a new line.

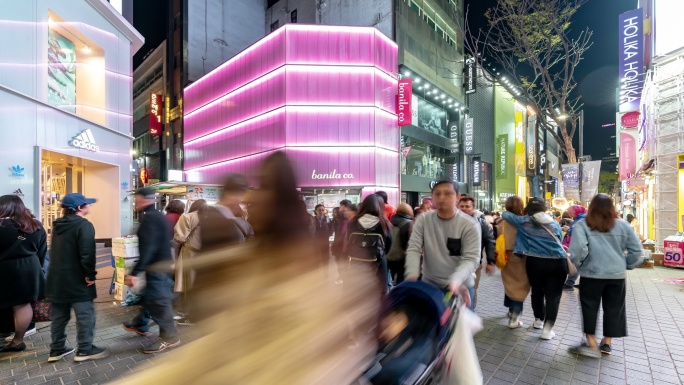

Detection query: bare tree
xmin=461 ymin=0 xmax=593 ymax=163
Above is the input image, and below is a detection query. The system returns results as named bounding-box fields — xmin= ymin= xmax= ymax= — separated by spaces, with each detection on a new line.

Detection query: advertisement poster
xmin=619 ymin=131 xmax=637 ymax=181
xmin=48 ymin=29 xmax=76 ymax=108
xmin=561 ymin=160 xmax=602 ymax=201
xmin=515 ymin=113 xmax=526 ymax=176
xmin=414 ymin=97 xmax=447 ymax=137
xmin=526 ymin=115 xmax=537 ymax=173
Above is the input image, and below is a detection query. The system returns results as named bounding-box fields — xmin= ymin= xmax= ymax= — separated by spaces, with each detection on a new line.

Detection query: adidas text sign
xmin=10 ymin=165 xmax=25 ymax=177
xmin=69 ymin=129 xmax=100 ymax=152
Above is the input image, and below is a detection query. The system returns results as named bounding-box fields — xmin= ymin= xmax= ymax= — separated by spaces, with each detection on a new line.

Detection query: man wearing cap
xmin=200 ymin=174 xmax=254 ymax=251
xmin=46 ymin=193 xmax=109 ymax=362
xmin=123 ymin=187 xmax=179 ymax=353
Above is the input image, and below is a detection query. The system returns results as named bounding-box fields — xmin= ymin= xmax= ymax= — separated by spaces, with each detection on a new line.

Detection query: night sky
xmin=465 ymin=0 xmax=638 ymax=162
xmin=133 ymin=0 xmax=637 ymax=161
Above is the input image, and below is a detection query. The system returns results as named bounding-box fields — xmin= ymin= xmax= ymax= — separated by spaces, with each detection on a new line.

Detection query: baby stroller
xmin=358 ymin=280 xmax=460 ymax=385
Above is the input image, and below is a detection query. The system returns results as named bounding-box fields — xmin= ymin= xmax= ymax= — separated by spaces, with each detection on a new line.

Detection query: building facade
xmin=183 ymin=25 xmax=400 ymax=209
xmin=0 ymin=0 xmax=143 ymax=239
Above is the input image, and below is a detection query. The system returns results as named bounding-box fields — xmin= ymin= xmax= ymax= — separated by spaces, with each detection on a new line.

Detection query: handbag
xmin=540 ymin=224 xmax=578 ymax=276
xmin=32 ymin=299 xmax=51 ymax=322
xmin=495 ymin=234 xmax=508 ymax=270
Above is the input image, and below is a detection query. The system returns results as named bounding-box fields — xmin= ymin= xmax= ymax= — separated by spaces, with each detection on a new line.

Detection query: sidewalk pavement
xmin=475 ymin=266 xmax=684 ymax=385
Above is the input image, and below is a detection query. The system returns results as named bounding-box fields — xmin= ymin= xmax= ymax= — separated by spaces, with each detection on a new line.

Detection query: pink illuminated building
xmin=183 ymin=24 xmax=400 ymax=206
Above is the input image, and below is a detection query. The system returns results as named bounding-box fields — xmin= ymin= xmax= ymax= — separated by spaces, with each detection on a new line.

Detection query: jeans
xmin=525 ymin=256 xmax=567 ymax=325
xmin=579 ymin=278 xmax=627 ymax=337
xmin=387 ymin=260 xmax=405 ymax=286
xmin=130 ymin=297 xmax=178 ymax=340
xmin=50 ymin=301 xmax=95 ymax=352
xmin=504 ymin=295 xmax=524 ymax=314
xmin=468 ymin=286 xmax=476 ymax=310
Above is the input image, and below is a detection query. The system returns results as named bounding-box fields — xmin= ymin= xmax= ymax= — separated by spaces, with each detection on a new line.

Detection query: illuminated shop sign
xmin=618 ymin=8 xmax=644 ymax=113
xmin=398 ymin=78 xmax=413 ymax=126
xmin=69 ymin=129 xmax=100 ymax=152
xmin=311 ymin=169 xmax=354 ymax=180
xmin=472 ymin=156 xmax=481 ymax=186
xmin=464 ymin=118 xmax=474 ymax=155
xmin=150 ymin=93 xmax=162 ymax=137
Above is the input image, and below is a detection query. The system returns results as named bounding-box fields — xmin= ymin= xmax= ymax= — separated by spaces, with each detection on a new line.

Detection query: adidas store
xmin=0 ymin=0 xmax=143 ymax=240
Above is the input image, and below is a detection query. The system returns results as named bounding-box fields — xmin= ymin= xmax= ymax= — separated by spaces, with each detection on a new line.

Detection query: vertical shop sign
xmin=397 ymin=78 xmax=413 ymax=126
xmin=618 ymin=8 xmax=644 ymax=113
xmin=526 ymin=115 xmax=537 ymax=173
xmin=464 ymin=118 xmax=474 ymax=155
xmin=139 ymin=168 xmax=149 ymax=185
xmin=472 ymin=156 xmax=481 ymax=186
xmin=619 ymin=131 xmax=637 ymax=181
xmin=464 ymin=58 xmax=476 ymax=94
xmin=496 ymin=134 xmax=508 ymax=178
xmin=150 ymin=93 xmax=162 ymax=136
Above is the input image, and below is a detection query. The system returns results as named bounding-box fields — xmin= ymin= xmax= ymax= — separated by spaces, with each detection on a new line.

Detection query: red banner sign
xmin=150 ymin=93 xmax=162 ymax=136
xmin=140 ymin=168 xmax=149 ymax=185
xmin=397 ymin=78 xmax=412 ymax=126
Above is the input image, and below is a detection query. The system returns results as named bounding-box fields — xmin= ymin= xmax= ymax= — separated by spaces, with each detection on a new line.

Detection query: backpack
xmin=346 ymin=227 xmax=386 ymax=263
xmin=386 ymin=220 xmax=410 ymax=261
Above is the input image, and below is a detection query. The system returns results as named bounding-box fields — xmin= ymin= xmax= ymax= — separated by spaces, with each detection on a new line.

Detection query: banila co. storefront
xmin=0 ymin=1 xmax=144 ymax=240
xmin=183 ymin=24 xmax=401 ymax=211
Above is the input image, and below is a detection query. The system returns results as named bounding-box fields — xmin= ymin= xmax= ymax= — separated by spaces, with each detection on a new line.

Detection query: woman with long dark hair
xmin=0 ymin=195 xmax=47 ymax=352
xmin=502 ymin=197 xmax=566 ymax=341
xmin=499 ymin=196 xmax=531 ymax=329
xmin=344 ymin=194 xmax=393 ymax=292
xmin=568 ymin=194 xmax=643 ymax=357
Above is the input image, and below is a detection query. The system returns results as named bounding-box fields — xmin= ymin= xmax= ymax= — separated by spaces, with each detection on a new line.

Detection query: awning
xmin=636 ymin=158 xmax=655 ymax=177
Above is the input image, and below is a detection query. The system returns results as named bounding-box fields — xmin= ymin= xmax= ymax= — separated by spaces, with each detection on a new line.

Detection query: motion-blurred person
xmin=626 ymin=214 xmax=642 ymax=241
xmin=560 ymin=211 xmax=574 ymax=228
xmin=46 ymin=193 xmax=107 ymax=361
xmin=405 ymin=181 xmax=481 ymax=308
xmin=387 ymin=203 xmax=414 ymax=285
xmin=332 ymin=200 xmax=352 ymax=284
xmin=376 ymin=191 xmax=396 ymax=220
xmin=344 ymin=194 xmax=393 ymax=293
xmin=0 ymin=196 xmax=47 ymax=353
xmin=499 ymin=196 xmax=531 ymax=328
xmin=200 ymin=174 xmax=253 ymax=251
xmin=502 ymin=197 xmax=566 ymax=340
xmin=313 ymin=204 xmax=333 ymax=271
xmin=569 ymin=194 xmax=643 ymax=357
xmin=458 ymin=195 xmax=496 ymax=310
xmin=123 ymin=188 xmax=179 ymax=354
xmin=173 ymin=199 xmax=207 ymax=325
xmin=562 ymin=205 xmax=587 ymax=290
xmin=165 ymin=200 xmax=186 ymax=236
xmin=112 ymin=152 xmax=380 ymax=385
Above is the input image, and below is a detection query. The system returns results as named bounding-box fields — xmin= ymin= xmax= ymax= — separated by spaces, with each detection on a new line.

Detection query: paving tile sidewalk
xmin=475 ymin=266 xmax=684 ymax=385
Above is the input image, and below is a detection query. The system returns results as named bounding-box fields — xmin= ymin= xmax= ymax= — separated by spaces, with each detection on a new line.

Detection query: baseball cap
xmin=61 ymin=193 xmax=97 ymax=209
xmin=526 ymin=197 xmax=547 ymax=215
xmin=134 ymin=187 xmax=157 ymax=199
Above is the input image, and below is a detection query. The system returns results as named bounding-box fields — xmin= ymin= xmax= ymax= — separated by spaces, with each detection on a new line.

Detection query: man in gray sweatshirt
xmin=405 ymin=181 xmax=481 ymax=308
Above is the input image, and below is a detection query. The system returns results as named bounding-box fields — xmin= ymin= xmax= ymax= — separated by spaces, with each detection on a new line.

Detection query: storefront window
xmin=401 ymin=136 xmax=449 ymax=179
xmin=412 ymin=95 xmax=450 ymax=137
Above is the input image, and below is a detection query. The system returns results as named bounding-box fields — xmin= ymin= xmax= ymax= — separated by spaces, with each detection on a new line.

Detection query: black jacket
xmin=199 ymin=205 xmax=254 ymax=252
xmin=475 ymin=214 xmax=496 ymax=265
xmin=133 ymin=205 xmax=174 ymax=299
xmin=313 ymin=215 xmax=333 ymax=241
xmin=389 ymin=214 xmax=413 ymax=253
xmin=46 ymin=215 xmax=97 ymax=303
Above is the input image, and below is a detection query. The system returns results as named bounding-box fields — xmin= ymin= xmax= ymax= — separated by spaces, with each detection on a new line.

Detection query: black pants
xmin=387 ymin=259 xmax=405 ymax=286
xmin=579 ymin=278 xmax=627 ymax=337
xmin=525 ymin=256 xmax=567 ymax=325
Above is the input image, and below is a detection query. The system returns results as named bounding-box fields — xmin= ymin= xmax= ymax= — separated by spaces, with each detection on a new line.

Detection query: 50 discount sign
xmin=664 ymin=240 xmax=684 ymax=267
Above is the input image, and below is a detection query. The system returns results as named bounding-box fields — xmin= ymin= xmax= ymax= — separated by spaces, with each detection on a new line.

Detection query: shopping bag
xmin=32 ymin=299 xmax=52 ymax=322
xmin=443 ymin=305 xmax=484 ymax=385
xmin=495 ymin=234 xmax=508 ymax=270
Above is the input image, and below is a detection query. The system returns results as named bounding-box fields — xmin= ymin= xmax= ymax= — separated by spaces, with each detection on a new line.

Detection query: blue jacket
xmin=501 ymin=211 xmax=565 ymax=259
xmin=568 ymin=219 xmax=643 ymax=279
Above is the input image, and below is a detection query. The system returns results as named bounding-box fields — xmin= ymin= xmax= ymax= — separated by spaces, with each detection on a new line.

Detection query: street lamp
xmin=557 ymin=110 xmax=585 ymax=203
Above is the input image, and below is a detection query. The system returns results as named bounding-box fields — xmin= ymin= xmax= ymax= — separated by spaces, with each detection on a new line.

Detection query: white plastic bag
xmin=443 ymin=305 xmax=484 ymax=385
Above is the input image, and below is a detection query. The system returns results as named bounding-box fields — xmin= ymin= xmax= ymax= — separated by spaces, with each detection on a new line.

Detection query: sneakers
xmin=122 ymin=322 xmax=152 ymax=336
xmin=599 ymin=343 xmax=612 ymax=355
xmin=143 ymin=339 xmax=180 ymax=354
xmin=562 ymin=284 xmax=575 ymax=291
xmin=74 ymin=346 xmax=110 ymax=362
xmin=48 ymin=347 xmax=75 ymax=362
xmin=4 ymin=327 xmax=37 ymax=342
xmin=508 ymin=319 xmax=524 ymax=329
xmin=533 ymin=319 xmax=544 ymax=329
xmin=176 ymin=318 xmax=194 ymax=326
xmin=540 ymin=329 xmax=556 ymax=340
xmin=569 ymin=343 xmax=601 ymax=358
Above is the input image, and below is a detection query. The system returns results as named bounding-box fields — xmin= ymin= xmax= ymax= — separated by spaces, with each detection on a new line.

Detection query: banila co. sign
xmin=311 ymin=169 xmax=354 ymax=180
xmin=69 ymin=129 xmax=100 ymax=152
xmin=397 ymin=78 xmax=413 ymax=126
xmin=618 ymin=8 xmax=644 ymax=113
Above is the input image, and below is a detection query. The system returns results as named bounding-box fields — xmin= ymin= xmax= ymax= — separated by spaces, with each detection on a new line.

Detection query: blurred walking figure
xmin=165 ymin=200 xmax=186 ymax=236
xmin=387 ymin=203 xmax=414 ymax=285
xmin=498 ymin=196 xmax=531 ymax=328
xmin=200 ymin=174 xmax=253 ymax=251
xmin=0 ymin=196 xmax=47 ymax=353
xmin=112 ymin=151 xmax=379 ymax=384
xmin=123 ymin=188 xmax=179 ymax=354
xmin=173 ymin=199 xmax=207 ymax=325
xmin=405 ymin=181 xmax=481 ymax=308
xmin=568 ymin=194 xmax=643 ymax=357
xmin=562 ymin=205 xmax=586 ymax=290
xmin=344 ymin=194 xmax=393 ymax=293
xmin=502 ymin=197 xmax=566 ymax=340
xmin=313 ymin=203 xmax=333 ymax=271
xmin=47 ymin=193 xmax=108 ymax=361
xmin=331 ymin=200 xmax=352 ymax=284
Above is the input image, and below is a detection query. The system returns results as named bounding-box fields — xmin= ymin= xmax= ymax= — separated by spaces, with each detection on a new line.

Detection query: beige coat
xmin=500 ymin=220 xmax=530 ymax=302
xmin=173 ymin=212 xmax=201 ymax=293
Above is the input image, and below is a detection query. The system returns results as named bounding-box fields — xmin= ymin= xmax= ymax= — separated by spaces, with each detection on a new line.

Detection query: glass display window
xmin=401 ymin=136 xmax=448 ymax=179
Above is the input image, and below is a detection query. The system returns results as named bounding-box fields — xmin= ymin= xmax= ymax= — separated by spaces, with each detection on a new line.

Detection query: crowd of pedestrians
xmin=0 ymin=151 xmax=646 ymax=381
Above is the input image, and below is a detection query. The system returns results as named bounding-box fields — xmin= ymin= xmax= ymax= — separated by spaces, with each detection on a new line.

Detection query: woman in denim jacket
xmin=502 ymin=197 xmax=566 ymax=341
xmin=568 ymin=194 xmax=643 ymax=357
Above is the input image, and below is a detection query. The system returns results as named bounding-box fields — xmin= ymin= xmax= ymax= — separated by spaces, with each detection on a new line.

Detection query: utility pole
xmin=578 ymin=110 xmax=584 ymax=203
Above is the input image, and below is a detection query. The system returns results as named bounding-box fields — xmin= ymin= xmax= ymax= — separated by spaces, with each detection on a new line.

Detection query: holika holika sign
xmin=618 ymin=8 xmax=644 ymax=113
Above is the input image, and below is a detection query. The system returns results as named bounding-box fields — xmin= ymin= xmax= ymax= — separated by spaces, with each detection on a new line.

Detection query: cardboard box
xmin=652 ymin=252 xmax=664 ymax=266
xmin=112 ymin=236 xmax=139 ymax=246
xmin=114 ymin=256 xmax=139 ymax=284
xmin=114 ymin=282 xmax=129 ymax=301
xmin=112 ymin=246 xmax=139 ymax=258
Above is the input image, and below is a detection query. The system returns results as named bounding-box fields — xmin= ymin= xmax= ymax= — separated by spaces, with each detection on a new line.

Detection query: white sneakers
xmin=508 ymin=319 xmax=524 ymax=329
xmin=4 ymin=327 xmax=36 ymax=342
xmin=533 ymin=319 xmax=544 ymax=329
xmin=540 ymin=329 xmax=556 ymax=340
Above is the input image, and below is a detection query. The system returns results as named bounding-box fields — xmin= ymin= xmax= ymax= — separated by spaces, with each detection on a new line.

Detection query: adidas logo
xmin=69 ymin=129 xmax=100 ymax=152
xmin=10 ymin=165 xmax=25 ymax=177
xmin=12 ymin=189 xmax=24 ymax=197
